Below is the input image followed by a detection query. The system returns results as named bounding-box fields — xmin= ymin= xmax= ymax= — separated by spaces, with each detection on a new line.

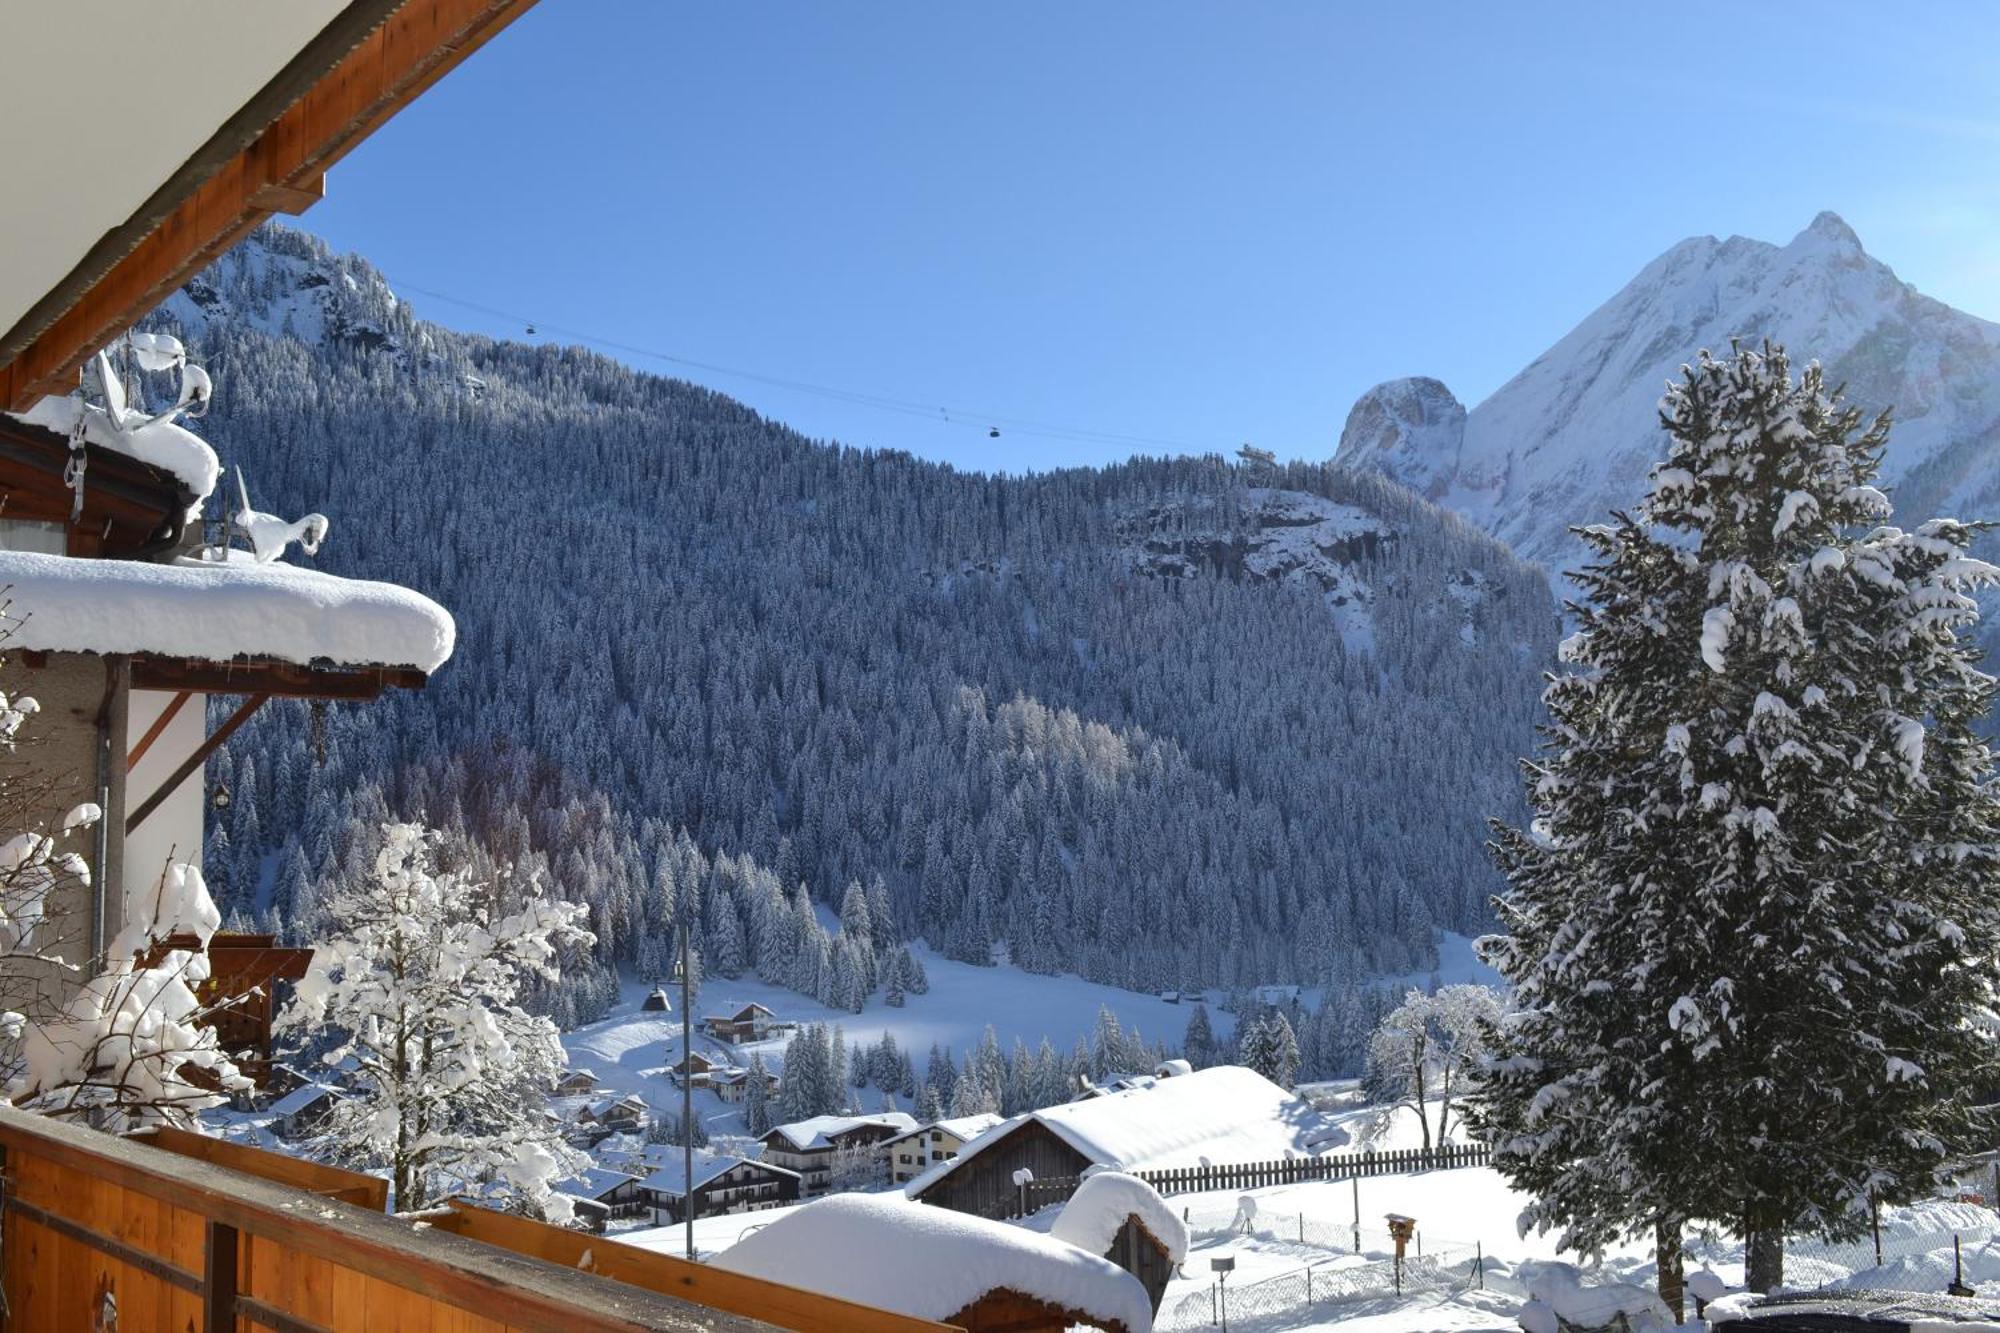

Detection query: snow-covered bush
xmin=1363 ymin=984 xmax=1501 ymax=1149
xmin=0 ymin=643 xmax=245 ymax=1129
xmin=277 ymin=822 xmax=593 ymax=1217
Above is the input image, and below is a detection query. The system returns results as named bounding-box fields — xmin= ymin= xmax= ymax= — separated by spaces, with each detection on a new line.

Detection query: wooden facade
xmin=1103 ymin=1216 xmax=1176 ymax=1315
xmin=643 ymin=1159 xmax=801 ymax=1226
xmin=0 ymin=1104 xmax=949 ymax=1331
xmin=910 ymin=1118 xmax=1093 ymax=1219
xmin=139 ymin=931 xmax=314 ymax=1087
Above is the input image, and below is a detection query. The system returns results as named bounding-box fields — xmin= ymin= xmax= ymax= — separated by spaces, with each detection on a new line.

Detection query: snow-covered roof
xmin=1050 ymin=1171 xmax=1189 ymax=1264
xmin=15 ymin=390 xmax=219 ymax=504
xmin=715 ymin=1193 xmax=1154 ymax=1331
xmin=908 ymin=1066 xmax=1345 ymax=1195
xmin=265 ymin=1081 xmax=339 ymax=1118
xmin=886 ymin=1113 xmax=1004 ymax=1147
xmin=639 ymin=1153 xmax=797 ymax=1198
xmin=564 ymin=1167 xmax=641 ymax=1201
xmin=0 ymin=550 xmax=455 ymax=674
xmin=765 ymin=1112 xmax=917 ymax=1153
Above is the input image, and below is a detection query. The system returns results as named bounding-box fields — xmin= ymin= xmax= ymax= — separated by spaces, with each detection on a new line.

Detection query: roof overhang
xmin=0 ymin=414 xmax=191 ymax=557
xmin=0 ymin=0 xmax=539 ymax=412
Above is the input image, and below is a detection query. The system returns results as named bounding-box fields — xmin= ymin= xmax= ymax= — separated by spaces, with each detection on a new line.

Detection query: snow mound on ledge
xmin=15 ymin=395 xmax=220 ymax=508
xmin=0 ymin=550 xmax=454 ymax=673
xmin=1051 ymin=1171 xmax=1189 ymax=1264
xmin=715 ymin=1192 xmax=1155 ymax=1331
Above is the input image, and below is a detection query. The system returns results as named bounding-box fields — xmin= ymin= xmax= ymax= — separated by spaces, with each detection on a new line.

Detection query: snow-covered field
xmin=612 ymin=1088 xmax=2000 ymax=1333
xmin=561 ymin=939 xmax=1245 ymax=1139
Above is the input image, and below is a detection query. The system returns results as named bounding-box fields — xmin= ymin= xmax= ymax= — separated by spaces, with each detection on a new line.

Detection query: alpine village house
xmin=0 ymin=4 xmax=970 ymax=1329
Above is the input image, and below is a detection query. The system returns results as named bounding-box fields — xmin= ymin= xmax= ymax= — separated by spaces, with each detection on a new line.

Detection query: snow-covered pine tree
xmin=897 ymin=947 xmax=929 ymax=996
xmin=1476 ymin=344 xmax=2000 ymax=1313
xmin=1238 ymin=1012 xmax=1274 ymax=1085
xmin=744 ymin=1053 xmax=773 ymax=1137
xmin=277 ymin=823 xmax=592 ymax=1217
xmin=1181 ymin=1002 xmax=1218 ymax=1068
xmin=1267 ymin=1012 xmax=1301 ymax=1089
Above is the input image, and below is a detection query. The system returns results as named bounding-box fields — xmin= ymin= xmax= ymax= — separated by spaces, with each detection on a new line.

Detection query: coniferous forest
xmin=158 ymin=225 xmax=1557 ymax=1026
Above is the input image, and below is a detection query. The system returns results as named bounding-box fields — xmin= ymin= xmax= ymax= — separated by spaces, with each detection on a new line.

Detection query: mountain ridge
xmin=142 ymin=223 xmax=1559 ymax=1025
xmin=1336 ymin=212 xmax=2000 ymax=589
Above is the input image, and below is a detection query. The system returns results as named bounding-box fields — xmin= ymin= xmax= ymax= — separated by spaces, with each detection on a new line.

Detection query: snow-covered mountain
xmin=1336 ymin=212 xmax=2000 ymax=586
xmin=142 ymin=225 xmax=1559 ymax=1024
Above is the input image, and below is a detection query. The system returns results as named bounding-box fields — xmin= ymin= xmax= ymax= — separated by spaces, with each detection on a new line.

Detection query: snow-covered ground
xmin=605 ymin=1091 xmax=2000 ymax=1332
xmin=561 ymin=940 xmax=1241 ymax=1139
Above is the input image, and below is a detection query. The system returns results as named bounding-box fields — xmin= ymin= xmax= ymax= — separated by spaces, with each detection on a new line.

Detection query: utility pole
xmin=675 ymin=926 xmax=696 ymax=1262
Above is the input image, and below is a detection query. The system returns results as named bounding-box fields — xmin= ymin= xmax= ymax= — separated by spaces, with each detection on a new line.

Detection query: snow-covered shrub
xmin=0 ymin=646 xmax=245 ymax=1129
xmin=277 ymin=822 xmax=593 ymax=1217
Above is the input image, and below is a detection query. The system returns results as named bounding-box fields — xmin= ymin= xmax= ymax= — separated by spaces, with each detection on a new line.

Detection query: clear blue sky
xmin=300 ymin=2 xmax=2000 ymax=473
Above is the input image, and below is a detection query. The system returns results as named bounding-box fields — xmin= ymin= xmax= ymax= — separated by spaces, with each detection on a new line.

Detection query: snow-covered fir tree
xmin=1181 ymin=1003 xmax=1218 ymax=1068
xmin=1476 ymin=344 xmax=2000 ymax=1313
xmin=277 ymin=823 xmax=593 ymax=1217
xmin=744 ymin=1053 xmax=773 ymax=1137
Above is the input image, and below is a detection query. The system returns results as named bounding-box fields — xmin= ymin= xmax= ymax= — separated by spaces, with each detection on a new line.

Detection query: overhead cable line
xmin=382 ymin=276 xmax=1220 ymax=455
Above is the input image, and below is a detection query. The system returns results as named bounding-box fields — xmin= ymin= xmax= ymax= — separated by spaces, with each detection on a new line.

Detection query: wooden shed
xmin=1103 ymin=1214 xmax=1177 ymax=1314
xmin=1047 ymin=1171 xmax=1190 ymax=1317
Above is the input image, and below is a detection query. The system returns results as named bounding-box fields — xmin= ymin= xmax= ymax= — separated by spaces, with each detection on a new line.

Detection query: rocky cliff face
xmin=1335 ymin=213 xmax=2000 ymax=589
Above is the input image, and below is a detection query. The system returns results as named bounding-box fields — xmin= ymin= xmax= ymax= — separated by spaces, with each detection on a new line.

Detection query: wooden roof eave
xmin=11 ymin=649 xmax=427 ymax=703
xmin=0 ymin=0 xmax=543 ymax=412
xmin=0 ymin=413 xmax=190 ymax=555
xmin=128 ymin=654 xmax=430 ymax=701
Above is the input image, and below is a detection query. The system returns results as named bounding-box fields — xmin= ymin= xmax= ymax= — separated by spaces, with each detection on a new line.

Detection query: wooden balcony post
xmin=203 ymin=1219 xmax=239 ymax=1331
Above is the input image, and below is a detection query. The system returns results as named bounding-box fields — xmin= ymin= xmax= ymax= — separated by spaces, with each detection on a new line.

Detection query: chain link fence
xmin=1682 ymin=1211 xmax=2000 ymax=1291
xmin=1151 ymin=1199 xmax=1482 ymax=1329
xmin=1155 ymin=1245 xmax=1483 ymax=1330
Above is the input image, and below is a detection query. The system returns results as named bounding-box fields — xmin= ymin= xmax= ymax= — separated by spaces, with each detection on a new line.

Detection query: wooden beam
xmin=248 ymin=174 xmax=327 ymax=215
xmin=126 ymin=693 xmax=268 ymax=834
xmin=204 ymin=1220 xmax=239 ymax=1333
xmin=1 ymin=0 xmax=543 ymax=410
xmin=130 ymin=656 xmax=427 ymax=700
xmin=131 ymin=1127 xmax=386 ymax=1213
xmin=126 ymin=690 xmax=194 ymax=771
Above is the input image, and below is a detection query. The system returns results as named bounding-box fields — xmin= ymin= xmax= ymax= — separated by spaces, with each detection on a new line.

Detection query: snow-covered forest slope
xmin=152 ymin=225 xmax=1557 ymax=1021
xmin=1337 ymin=212 xmax=2000 ymax=607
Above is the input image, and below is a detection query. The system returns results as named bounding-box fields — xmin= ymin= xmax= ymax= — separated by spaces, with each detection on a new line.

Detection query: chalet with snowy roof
xmin=909 ymin=1065 xmax=1346 ymax=1218
xmin=558 ymin=1166 xmax=646 ymax=1228
xmin=579 ymin=1092 xmax=650 ymax=1135
xmin=710 ymin=1064 xmax=778 ymax=1105
xmin=668 ymin=1049 xmax=722 ymax=1087
xmin=760 ymin=1111 xmax=918 ymax=1195
xmin=553 ymin=1067 xmax=598 ymax=1097
xmin=700 ymin=1001 xmax=788 ymax=1043
xmin=715 ymin=1193 xmax=1153 ymax=1333
xmin=637 ymin=1152 xmax=802 ymax=1225
xmin=267 ymin=1080 xmax=342 ymax=1139
xmin=885 ymin=1112 xmax=1004 ymax=1185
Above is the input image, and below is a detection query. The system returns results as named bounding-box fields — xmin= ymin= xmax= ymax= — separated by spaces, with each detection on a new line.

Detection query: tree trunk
xmin=1745 ymin=1209 xmax=1784 ymax=1292
xmin=1656 ymin=1217 xmax=1684 ymax=1324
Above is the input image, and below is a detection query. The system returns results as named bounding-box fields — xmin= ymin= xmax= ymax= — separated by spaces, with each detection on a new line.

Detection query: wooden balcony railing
xmin=0 ymin=1105 xmax=951 ymax=1332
